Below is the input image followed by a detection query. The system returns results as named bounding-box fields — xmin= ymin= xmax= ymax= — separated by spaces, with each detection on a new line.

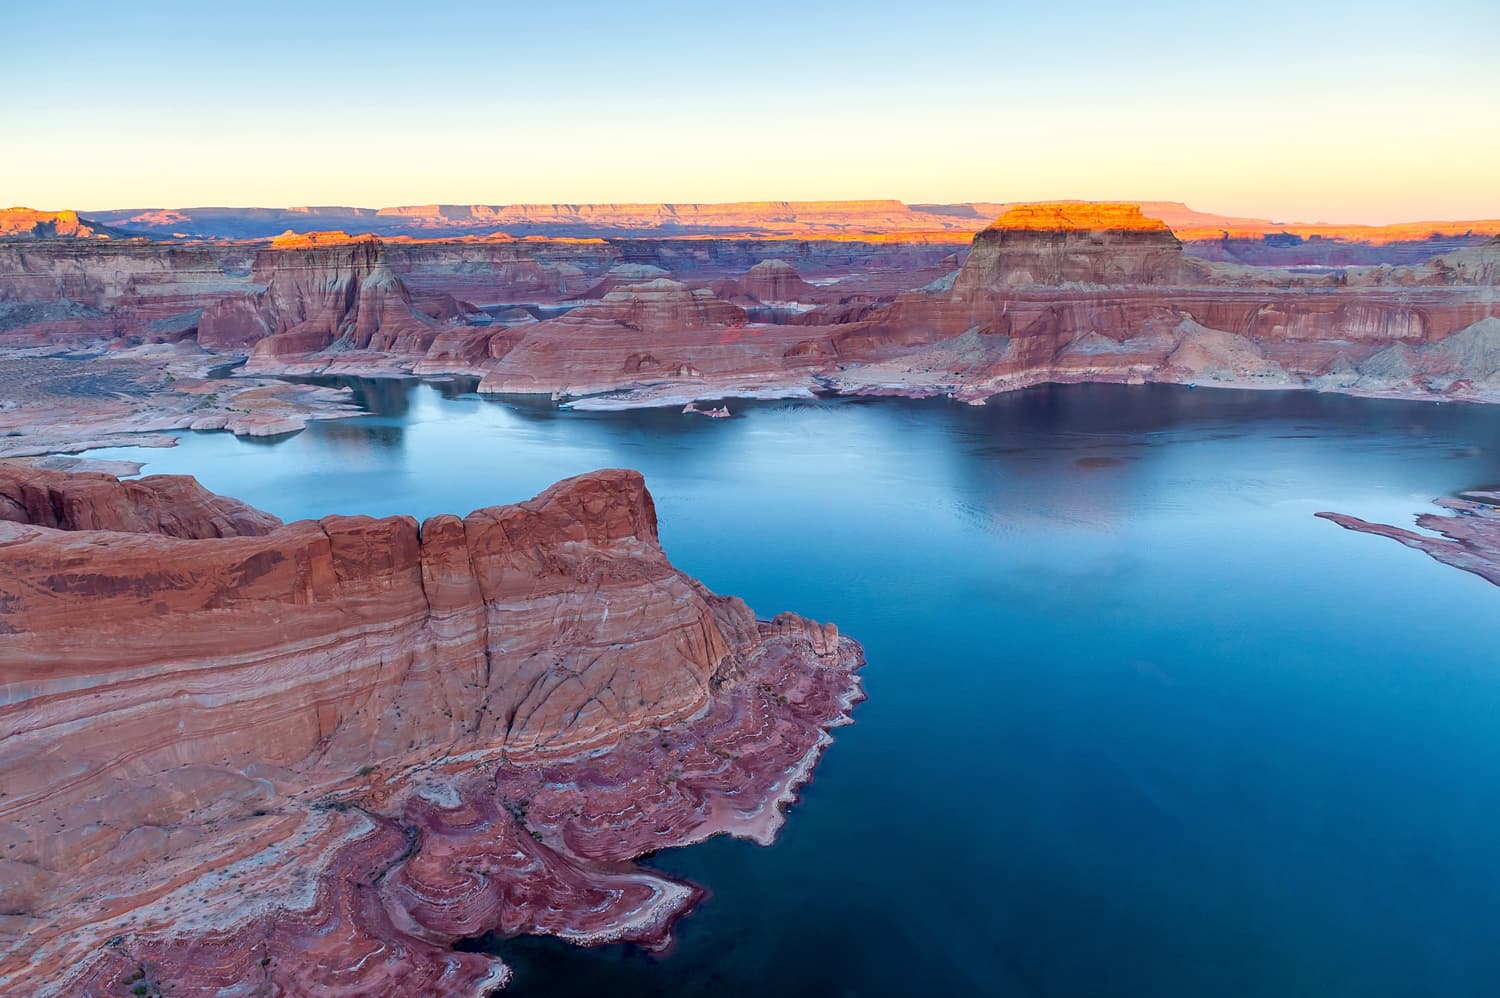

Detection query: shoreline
xmin=13 ymin=361 xmax=1497 ymax=465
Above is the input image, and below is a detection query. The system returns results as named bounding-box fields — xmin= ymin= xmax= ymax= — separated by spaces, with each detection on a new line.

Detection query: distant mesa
xmin=0 ymin=208 xmax=132 ymax=240
xmin=265 ymin=228 xmax=378 ymax=249
xmin=9 ymin=202 xmax=1498 ymax=256
xmin=955 ymin=202 xmax=1192 ymax=291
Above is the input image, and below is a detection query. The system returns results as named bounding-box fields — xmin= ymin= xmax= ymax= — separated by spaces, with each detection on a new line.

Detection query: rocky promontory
xmin=1317 ymin=493 xmax=1500 ymax=587
xmin=0 ymin=466 xmax=863 ymax=995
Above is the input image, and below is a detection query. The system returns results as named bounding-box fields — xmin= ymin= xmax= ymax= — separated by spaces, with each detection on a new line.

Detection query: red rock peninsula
xmin=0 ymin=466 xmax=864 ymax=995
xmin=1317 ymin=493 xmax=1500 ymax=588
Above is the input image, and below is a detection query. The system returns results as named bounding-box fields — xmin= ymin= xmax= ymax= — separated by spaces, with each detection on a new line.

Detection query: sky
xmin=4 ymin=0 xmax=1498 ymax=223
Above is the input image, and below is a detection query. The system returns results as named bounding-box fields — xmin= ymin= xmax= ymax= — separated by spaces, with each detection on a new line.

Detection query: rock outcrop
xmin=820 ymin=207 xmax=1500 ymax=405
xmin=200 ymin=232 xmax=463 ymax=363
xmin=952 ymin=203 xmax=1201 ymax=292
xmin=0 ymin=209 xmax=127 ymax=241
xmin=1317 ymin=493 xmax=1500 ymax=588
xmin=0 ymin=466 xmax=281 ymax=536
xmin=5 ymin=202 xmax=1500 ymax=435
xmin=0 ymin=468 xmax=863 ymax=996
xmin=739 ymin=259 xmax=818 ymax=303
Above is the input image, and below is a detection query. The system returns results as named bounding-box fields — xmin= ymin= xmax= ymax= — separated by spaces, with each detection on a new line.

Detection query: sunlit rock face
xmin=0 ymin=208 xmax=121 ymax=240
xmin=0 ymin=467 xmax=863 ymax=996
xmin=953 ymin=203 xmax=1199 ymax=292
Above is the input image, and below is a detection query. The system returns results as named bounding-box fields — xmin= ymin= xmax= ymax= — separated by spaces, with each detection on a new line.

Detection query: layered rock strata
xmin=822 ymin=204 xmax=1500 ymax=405
xmin=0 ymin=467 xmax=864 ymax=995
xmin=204 ymin=232 xmax=465 ymax=365
xmin=5 ymin=202 xmax=1500 ymax=438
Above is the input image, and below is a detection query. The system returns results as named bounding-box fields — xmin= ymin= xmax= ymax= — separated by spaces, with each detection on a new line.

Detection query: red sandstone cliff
xmin=200 ymin=232 xmax=465 ymax=362
xmin=0 ymin=466 xmax=862 ymax=995
xmin=952 ymin=203 xmax=1203 ymax=292
xmin=819 ymin=204 xmax=1500 ymax=405
xmin=5 ymin=203 xmax=1500 ymax=433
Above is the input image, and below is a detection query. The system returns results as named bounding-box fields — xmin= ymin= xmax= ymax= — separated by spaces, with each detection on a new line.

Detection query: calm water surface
xmin=86 ymin=382 xmax=1500 ymax=997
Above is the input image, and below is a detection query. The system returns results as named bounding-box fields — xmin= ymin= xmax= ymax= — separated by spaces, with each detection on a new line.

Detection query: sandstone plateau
xmin=0 ymin=466 xmax=864 ymax=995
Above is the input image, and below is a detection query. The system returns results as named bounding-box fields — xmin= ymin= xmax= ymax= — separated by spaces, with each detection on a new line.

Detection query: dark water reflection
xmin=84 ymin=383 xmax=1500 ymax=997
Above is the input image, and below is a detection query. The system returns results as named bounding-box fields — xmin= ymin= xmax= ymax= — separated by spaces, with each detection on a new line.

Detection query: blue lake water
xmin=84 ymin=382 xmax=1500 ymax=997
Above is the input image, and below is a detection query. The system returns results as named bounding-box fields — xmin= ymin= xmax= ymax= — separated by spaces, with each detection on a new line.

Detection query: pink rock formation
xmin=450 ymin=280 xmax=787 ymax=397
xmin=738 ymin=259 xmax=818 ymax=303
xmin=574 ymin=278 xmax=746 ymax=330
xmin=823 ymin=204 xmax=1500 ymax=404
xmin=952 ymin=203 xmax=1199 ymax=292
xmin=201 ymin=233 xmax=463 ymax=364
xmin=5 ymin=201 xmax=1500 ymax=437
xmin=1317 ymin=494 xmax=1500 ymax=587
xmin=0 ymin=468 xmax=863 ymax=995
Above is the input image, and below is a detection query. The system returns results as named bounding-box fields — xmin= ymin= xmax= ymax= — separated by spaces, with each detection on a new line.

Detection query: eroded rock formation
xmin=1317 ymin=493 xmax=1500 ymax=587
xmin=201 ymin=232 xmax=466 ymax=364
xmin=0 ymin=467 xmax=864 ymax=995
xmin=5 ymin=201 xmax=1500 ymax=443
xmin=738 ymin=259 xmax=818 ymax=303
xmin=818 ymin=203 xmax=1500 ymax=405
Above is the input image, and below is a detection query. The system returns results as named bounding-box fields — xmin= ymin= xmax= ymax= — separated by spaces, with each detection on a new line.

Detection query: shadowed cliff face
xmin=0 ymin=467 xmax=863 ymax=996
xmin=199 ymin=233 xmax=464 ymax=359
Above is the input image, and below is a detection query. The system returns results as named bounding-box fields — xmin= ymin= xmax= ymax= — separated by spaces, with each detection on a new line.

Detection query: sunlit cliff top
xmin=267 ymin=230 xmax=380 ymax=249
xmin=986 ymin=203 xmax=1173 ymax=234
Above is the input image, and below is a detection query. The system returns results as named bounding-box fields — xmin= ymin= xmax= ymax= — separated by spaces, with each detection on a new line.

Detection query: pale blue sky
xmin=4 ymin=1 xmax=1497 ymax=220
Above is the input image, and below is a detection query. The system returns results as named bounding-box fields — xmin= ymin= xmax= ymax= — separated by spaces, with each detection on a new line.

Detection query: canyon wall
xmin=0 ymin=466 xmax=863 ymax=995
xmin=817 ymin=203 xmax=1500 ymax=405
xmin=4 ymin=201 xmax=1500 ymax=442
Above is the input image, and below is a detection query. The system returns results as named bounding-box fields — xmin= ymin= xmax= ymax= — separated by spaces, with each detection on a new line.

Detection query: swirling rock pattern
xmin=0 ymin=468 xmax=863 ymax=995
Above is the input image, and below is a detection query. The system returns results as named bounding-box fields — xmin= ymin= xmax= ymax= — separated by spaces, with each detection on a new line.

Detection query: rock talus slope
xmin=0 ymin=466 xmax=863 ymax=995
